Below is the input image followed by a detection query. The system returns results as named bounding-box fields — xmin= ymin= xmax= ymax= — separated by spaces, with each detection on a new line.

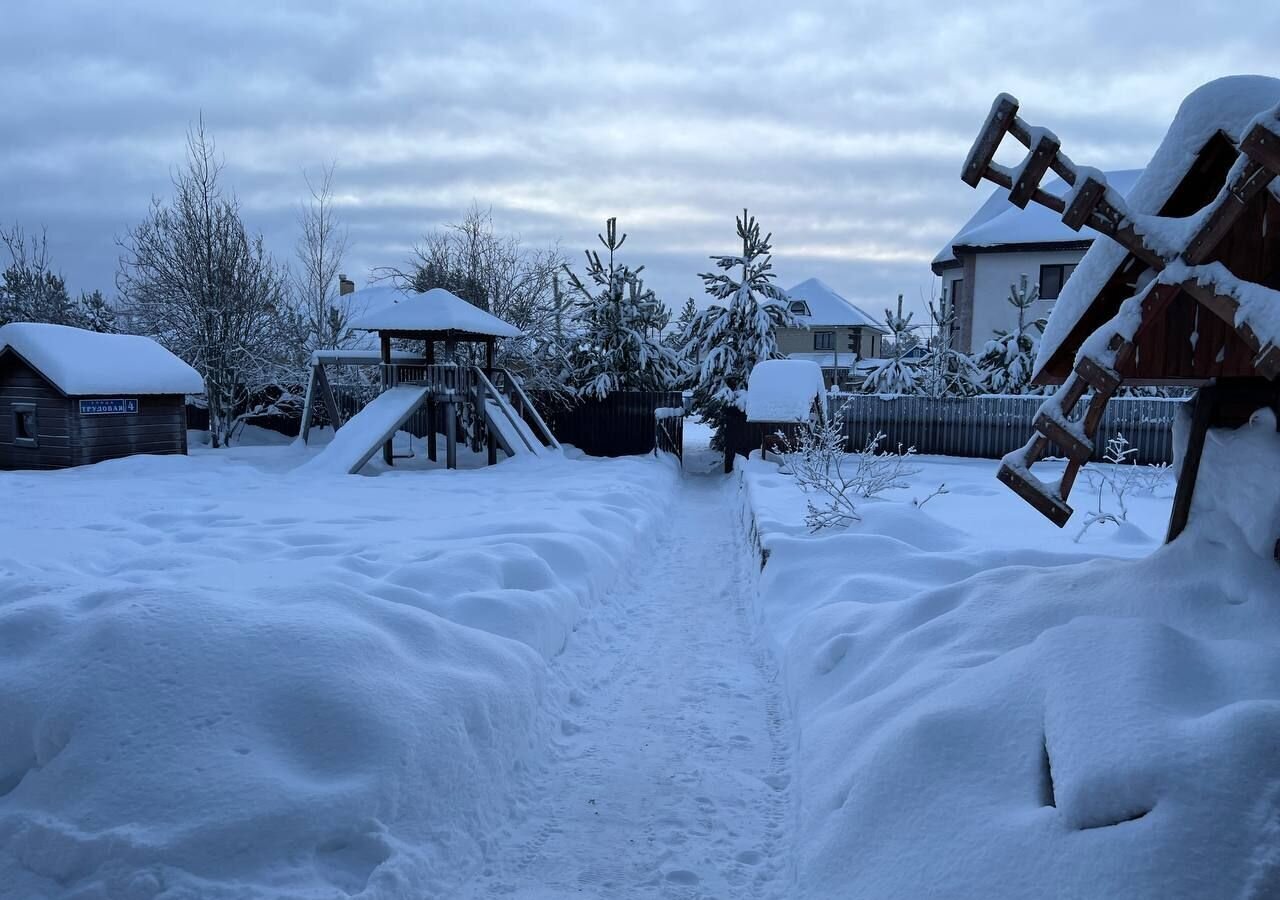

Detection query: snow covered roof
xmin=1035 ymin=75 xmax=1280 ymax=378
xmin=785 ymin=279 xmax=886 ymax=331
xmin=0 ymin=322 xmax=205 ymax=396
xmin=745 ymin=359 xmax=826 ymax=422
xmin=786 ymin=351 xmax=854 ymax=368
xmin=933 ymin=170 xmax=1142 ymax=268
xmin=347 ymin=286 xmax=522 ymax=338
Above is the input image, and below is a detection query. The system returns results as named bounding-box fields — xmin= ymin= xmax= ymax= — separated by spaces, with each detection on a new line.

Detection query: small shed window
xmin=789 ymin=300 xmax=811 ymax=316
xmin=13 ymin=404 xmax=38 ymax=447
xmin=813 ymin=331 xmax=835 ymax=350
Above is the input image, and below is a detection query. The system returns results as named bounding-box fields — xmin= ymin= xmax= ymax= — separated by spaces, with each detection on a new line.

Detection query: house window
xmin=950 ymin=279 xmax=964 ymax=306
xmin=847 ymin=327 xmax=863 ymax=355
xmin=813 ymin=331 xmax=835 ymax=351
xmin=13 ymin=404 xmax=38 ymax=447
xmin=1038 ymin=264 xmax=1077 ymax=300
xmin=789 ymin=300 xmax=811 ymax=316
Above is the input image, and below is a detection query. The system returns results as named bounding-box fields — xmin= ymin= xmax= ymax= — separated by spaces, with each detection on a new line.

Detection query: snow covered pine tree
xmin=861 ymin=294 xmax=920 ymax=394
xmin=977 ymin=273 xmax=1046 ymax=394
xmin=563 ymin=217 xmax=678 ymax=399
xmin=685 ymin=210 xmax=799 ymax=449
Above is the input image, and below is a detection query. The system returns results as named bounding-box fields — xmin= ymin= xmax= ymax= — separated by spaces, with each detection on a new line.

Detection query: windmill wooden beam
xmin=962 ymin=90 xmax=1280 ymax=529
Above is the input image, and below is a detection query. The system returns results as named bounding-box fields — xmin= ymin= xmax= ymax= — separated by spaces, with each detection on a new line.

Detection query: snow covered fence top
xmin=0 ymin=322 xmax=204 ymax=396
xmin=745 ymin=359 xmax=826 ymax=422
xmin=1035 ymin=74 xmax=1280 ymax=378
xmin=347 ymin=286 xmax=523 ymax=338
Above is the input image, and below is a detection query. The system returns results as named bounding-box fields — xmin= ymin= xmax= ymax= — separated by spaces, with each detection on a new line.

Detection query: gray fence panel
xmin=828 ymin=393 xmax=1185 ymax=464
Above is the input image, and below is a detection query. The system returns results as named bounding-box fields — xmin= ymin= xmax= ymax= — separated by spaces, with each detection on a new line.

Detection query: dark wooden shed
xmin=0 ymin=323 xmax=204 ymax=471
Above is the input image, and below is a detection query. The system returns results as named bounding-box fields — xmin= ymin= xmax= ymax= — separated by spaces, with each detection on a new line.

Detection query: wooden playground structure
xmin=299 ymin=287 xmax=559 ymax=474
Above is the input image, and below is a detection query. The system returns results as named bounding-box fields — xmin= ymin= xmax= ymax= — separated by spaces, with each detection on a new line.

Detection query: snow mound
xmin=745 ymin=359 xmax=825 ymax=423
xmin=0 ymin=449 xmax=677 ymax=897
xmin=742 ymin=415 xmax=1280 ymax=898
xmin=0 ymin=322 xmax=204 ymax=396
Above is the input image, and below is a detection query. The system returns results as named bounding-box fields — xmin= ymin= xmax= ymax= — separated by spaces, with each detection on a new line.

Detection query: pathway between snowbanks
xmin=448 ymin=474 xmax=795 ymax=899
xmin=0 ymin=449 xmax=678 ymax=898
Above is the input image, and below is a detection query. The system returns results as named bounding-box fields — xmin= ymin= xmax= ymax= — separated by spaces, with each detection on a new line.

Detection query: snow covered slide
xmin=302 ymin=384 xmax=429 ymax=474
xmin=483 ymin=398 xmax=547 ymax=456
xmin=0 ymin=447 xmax=679 ymax=897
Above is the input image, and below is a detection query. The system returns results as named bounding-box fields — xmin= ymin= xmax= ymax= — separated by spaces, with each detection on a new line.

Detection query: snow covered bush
xmin=685 ymin=210 xmax=798 ymax=447
xmin=563 ymin=217 xmax=679 ymax=398
xmin=780 ymin=418 xmax=921 ymax=531
xmin=1076 ymin=431 xmax=1172 ymax=541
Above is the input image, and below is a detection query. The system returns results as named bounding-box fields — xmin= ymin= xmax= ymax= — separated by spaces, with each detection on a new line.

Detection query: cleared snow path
xmin=451 ymin=474 xmax=794 ymax=898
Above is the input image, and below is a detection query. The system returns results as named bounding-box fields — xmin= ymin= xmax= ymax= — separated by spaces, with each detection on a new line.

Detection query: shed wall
xmin=0 ymin=355 xmax=74 ymax=469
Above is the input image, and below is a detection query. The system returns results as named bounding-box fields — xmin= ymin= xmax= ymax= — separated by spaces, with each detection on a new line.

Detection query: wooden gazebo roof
xmin=346 ymin=286 xmax=522 ymax=342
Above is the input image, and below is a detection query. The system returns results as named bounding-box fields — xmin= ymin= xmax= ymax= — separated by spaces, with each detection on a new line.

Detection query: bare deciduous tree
xmin=293 ymin=163 xmax=351 ymax=353
xmin=117 ymin=117 xmax=289 ymax=448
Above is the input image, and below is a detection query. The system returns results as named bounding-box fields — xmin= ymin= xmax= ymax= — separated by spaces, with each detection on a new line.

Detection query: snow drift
xmin=742 ymin=413 xmax=1280 ymax=899
xmin=0 ymin=448 xmax=678 ymax=898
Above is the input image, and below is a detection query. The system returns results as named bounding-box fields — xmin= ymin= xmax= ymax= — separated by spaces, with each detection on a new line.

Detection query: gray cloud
xmin=2 ymin=0 xmax=1276 ymax=320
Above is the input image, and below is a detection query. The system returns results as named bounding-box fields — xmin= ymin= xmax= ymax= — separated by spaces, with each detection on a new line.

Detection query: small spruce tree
xmin=978 ymin=273 xmax=1046 ymax=394
xmin=684 ymin=210 xmax=798 ymax=448
xmin=919 ymin=298 xmax=981 ymax=398
xmin=861 ymin=294 xmax=920 ymax=394
xmin=563 ymin=217 xmax=678 ymax=398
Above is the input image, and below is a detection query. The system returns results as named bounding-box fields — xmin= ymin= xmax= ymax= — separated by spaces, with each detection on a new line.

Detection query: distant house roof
xmin=784 ymin=278 xmax=887 ymax=332
xmin=932 ymin=169 xmax=1143 ymax=271
xmin=347 ymin=286 xmax=522 ymax=338
xmin=0 ymin=323 xmax=204 ymax=396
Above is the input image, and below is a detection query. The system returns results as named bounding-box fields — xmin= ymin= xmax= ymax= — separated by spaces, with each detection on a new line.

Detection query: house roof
xmin=347 ymin=286 xmax=522 ymax=338
xmin=784 ymin=278 xmax=887 ymax=331
xmin=0 ymin=322 xmax=204 ymax=396
xmin=1034 ymin=74 xmax=1280 ymax=379
xmin=933 ymin=170 xmax=1142 ymax=270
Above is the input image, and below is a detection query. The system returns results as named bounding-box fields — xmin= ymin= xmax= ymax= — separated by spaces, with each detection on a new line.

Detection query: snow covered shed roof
xmin=745 ymin=359 xmax=826 ymax=423
xmin=347 ymin=286 xmax=522 ymax=338
xmin=0 ymin=323 xmax=204 ymax=396
xmin=932 ymin=169 xmax=1142 ymax=270
xmin=1035 ymin=74 xmax=1280 ymax=381
xmin=785 ymin=279 xmax=886 ymax=332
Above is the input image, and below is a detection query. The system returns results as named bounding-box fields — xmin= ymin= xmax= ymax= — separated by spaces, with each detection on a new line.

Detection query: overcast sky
xmin=3 ymin=1 xmax=1277 ymax=321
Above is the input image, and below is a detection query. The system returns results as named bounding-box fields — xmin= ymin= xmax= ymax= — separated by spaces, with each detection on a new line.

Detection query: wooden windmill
xmin=959 ymin=79 xmax=1280 ymax=541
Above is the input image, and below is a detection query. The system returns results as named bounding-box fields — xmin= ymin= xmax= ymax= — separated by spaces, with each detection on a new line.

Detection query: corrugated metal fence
xmin=829 ymin=393 xmax=1186 ymax=464
xmin=535 ymin=390 xmax=684 ymax=458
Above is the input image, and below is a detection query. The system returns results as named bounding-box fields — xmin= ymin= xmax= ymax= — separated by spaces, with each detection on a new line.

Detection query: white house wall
xmin=962 ymin=248 xmax=1087 ymax=353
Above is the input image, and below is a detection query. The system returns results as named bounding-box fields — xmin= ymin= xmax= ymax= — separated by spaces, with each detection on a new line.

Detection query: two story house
xmin=777 ymin=278 xmax=887 ymax=387
xmin=932 ymin=170 xmax=1141 ymax=353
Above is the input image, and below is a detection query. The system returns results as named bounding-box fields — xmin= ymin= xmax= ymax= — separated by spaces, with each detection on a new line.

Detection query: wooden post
xmin=380 ymin=333 xmax=393 ymax=465
xmin=425 ymin=339 xmax=437 ymax=462
xmin=485 ymin=338 xmax=498 ymax=465
xmin=445 ymin=399 xmax=458 ymax=470
xmin=1165 ymin=383 xmax=1218 ymax=543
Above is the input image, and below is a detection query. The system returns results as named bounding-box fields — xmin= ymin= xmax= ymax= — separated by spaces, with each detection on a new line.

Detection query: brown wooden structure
xmin=959 ymin=82 xmax=1280 ymax=542
xmin=0 ymin=324 xmax=202 ymax=471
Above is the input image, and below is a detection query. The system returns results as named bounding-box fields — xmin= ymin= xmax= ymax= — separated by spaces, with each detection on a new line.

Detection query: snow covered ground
xmin=740 ymin=424 xmax=1280 ymax=899
xmin=0 ymin=436 xmax=680 ymax=898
